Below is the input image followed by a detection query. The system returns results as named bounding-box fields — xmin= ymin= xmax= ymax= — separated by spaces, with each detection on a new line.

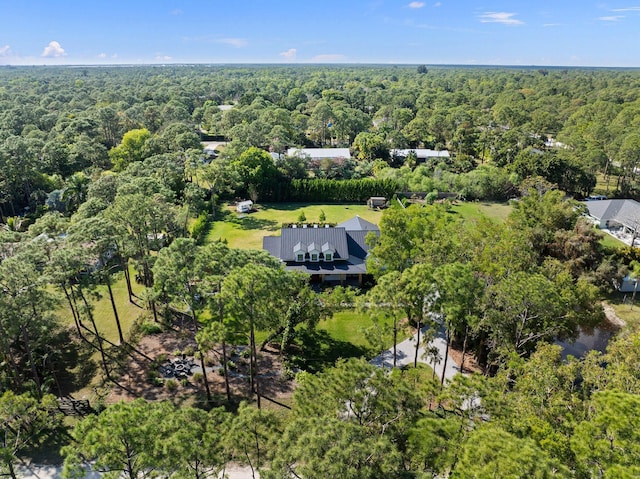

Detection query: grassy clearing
xmin=55 ymin=267 xmax=146 ymax=345
xmin=449 ymin=201 xmax=512 ymax=223
xmin=289 ymin=308 xmax=400 ymax=372
xmin=600 ymin=232 xmax=627 ymax=250
xmin=450 ymin=200 xmax=626 ymax=252
xmin=608 ymin=302 xmax=640 ymax=328
xmin=594 ymin=172 xmax=617 ymax=196
xmin=318 ymin=309 xmax=396 ymax=349
xmin=205 ymin=200 xmax=510 ymax=250
xmin=605 ymin=292 xmax=640 ymax=329
xmin=206 ymin=202 xmax=384 ymax=249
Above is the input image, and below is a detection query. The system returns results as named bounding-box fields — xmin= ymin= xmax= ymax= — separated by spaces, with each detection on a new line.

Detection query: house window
xmin=310 ymin=253 xmax=319 ymax=262
xmin=324 ymin=253 xmax=332 ymax=262
xmin=296 ymin=253 xmax=305 ymax=262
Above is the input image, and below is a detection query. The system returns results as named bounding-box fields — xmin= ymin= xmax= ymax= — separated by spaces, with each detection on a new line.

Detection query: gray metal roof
xmin=276 ymin=227 xmax=349 ymax=261
xmin=262 ymin=236 xmax=281 ymax=259
xmin=390 ymin=148 xmax=450 ymax=159
xmin=262 ymin=216 xmax=379 ymax=272
xmin=585 ymin=199 xmax=640 ymax=227
xmin=286 ymin=148 xmax=352 ymax=159
xmin=337 ymin=215 xmax=379 ymax=232
xmin=345 ymin=230 xmax=377 ymax=260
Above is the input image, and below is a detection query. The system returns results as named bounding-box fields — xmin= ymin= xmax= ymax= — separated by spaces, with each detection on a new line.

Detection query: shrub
xmin=282 ymin=362 xmax=296 ymax=380
xmin=156 ymin=353 xmax=168 ymax=364
xmin=190 ymin=213 xmax=209 ymax=243
xmin=192 ymin=372 xmax=204 ymax=383
xmin=182 ymin=345 xmax=196 ymax=357
xmin=165 ymin=379 xmax=178 ymax=391
xmin=139 ymin=321 xmax=163 ymax=335
xmin=425 ymin=190 xmax=438 ymax=205
xmin=204 ymin=356 xmax=217 ymax=367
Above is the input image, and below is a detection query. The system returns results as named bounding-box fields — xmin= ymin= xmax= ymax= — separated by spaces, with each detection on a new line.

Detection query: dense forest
xmin=2 ymin=65 xmax=640 ymax=477
xmin=2 ymin=64 xmax=640 ymax=219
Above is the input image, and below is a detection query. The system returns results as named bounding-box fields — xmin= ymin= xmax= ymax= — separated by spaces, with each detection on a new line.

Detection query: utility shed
xmin=236 ymin=200 xmax=253 ymax=213
xmin=367 ymin=197 xmax=388 ymax=209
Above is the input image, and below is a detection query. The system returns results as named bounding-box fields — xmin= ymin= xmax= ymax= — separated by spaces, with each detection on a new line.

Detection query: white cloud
xmin=279 ymin=48 xmax=297 ymax=59
xmin=434 ymin=2 xmax=442 ymax=6
xmin=98 ymin=52 xmax=107 ymax=59
xmin=408 ymin=1 xmax=425 ymax=8
xmin=543 ymin=23 xmax=561 ymax=27
xmin=0 ymin=45 xmax=12 ymax=57
xmin=309 ymin=54 xmax=347 ymax=62
xmin=41 ymin=41 xmax=66 ymax=57
xmin=612 ymin=6 xmax=640 ymax=11
xmin=598 ymin=15 xmax=624 ymax=21
xmin=479 ymin=12 xmax=524 ymax=25
xmin=217 ymin=37 xmax=247 ymax=48
xmin=155 ymin=54 xmax=172 ymax=61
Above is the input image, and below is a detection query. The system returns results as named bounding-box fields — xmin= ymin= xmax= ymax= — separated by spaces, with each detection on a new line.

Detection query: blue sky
xmin=1 ymin=1 xmax=639 ymax=67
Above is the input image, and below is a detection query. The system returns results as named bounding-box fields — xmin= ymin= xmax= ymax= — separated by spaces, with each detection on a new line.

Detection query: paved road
xmin=370 ymin=327 xmax=462 ymax=382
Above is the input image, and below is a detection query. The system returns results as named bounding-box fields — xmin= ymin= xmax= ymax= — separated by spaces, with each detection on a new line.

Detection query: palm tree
xmin=421 ymin=328 xmax=442 ymax=382
xmin=62 ymin=172 xmax=90 ymax=213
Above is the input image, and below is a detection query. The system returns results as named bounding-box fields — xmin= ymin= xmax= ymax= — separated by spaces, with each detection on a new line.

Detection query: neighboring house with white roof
xmin=286 ymin=148 xmax=352 ymax=162
xmin=584 ymin=199 xmax=640 ymax=247
xmin=390 ymin=149 xmax=450 ymax=161
xmin=584 ymin=199 xmax=640 ymax=231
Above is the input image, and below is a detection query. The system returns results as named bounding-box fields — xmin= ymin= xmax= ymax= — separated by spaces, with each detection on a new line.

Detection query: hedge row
xmin=273 ymin=178 xmax=398 ymax=203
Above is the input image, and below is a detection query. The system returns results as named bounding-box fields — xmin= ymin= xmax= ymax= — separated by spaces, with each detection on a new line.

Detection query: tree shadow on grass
xmin=23 ymin=429 xmax=68 ymax=465
xmin=219 ymin=209 xmax=280 ymax=232
xmin=293 ymin=329 xmax=369 ymax=373
xmin=55 ymin=331 xmax=98 ymax=397
xmin=234 ymin=216 xmax=279 ymax=231
xmin=260 ymin=202 xmax=311 ymax=212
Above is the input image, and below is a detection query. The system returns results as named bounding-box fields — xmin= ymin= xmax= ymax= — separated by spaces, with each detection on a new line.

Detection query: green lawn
xmin=600 ymin=232 xmax=627 ymax=250
xmin=292 ymin=308 xmax=400 ymax=372
xmin=607 ymin=301 xmax=640 ymax=328
xmin=206 ymin=200 xmax=512 ymax=250
xmin=206 ymin=202 xmax=384 ymax=249
xmin=317 ymin=309 xmax=396 ymax=349
xmin=448 ymin=201 xmax=512 ymax=223
xmin=55 ymin=267 xmax=146 ymax=345
xmin=594 ymin=172 xmax=617 ymax=196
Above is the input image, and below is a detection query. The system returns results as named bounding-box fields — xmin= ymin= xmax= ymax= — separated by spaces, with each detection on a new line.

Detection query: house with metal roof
xmin=262 ymin=215 xmax=379 ymax=285
xmin=286 ymin=148 xmax=352 ymax=161
xmin=390 ymin=149 xmax=450 ymax=161
xmin=584 ymin=198 xmax=640 ymax=231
